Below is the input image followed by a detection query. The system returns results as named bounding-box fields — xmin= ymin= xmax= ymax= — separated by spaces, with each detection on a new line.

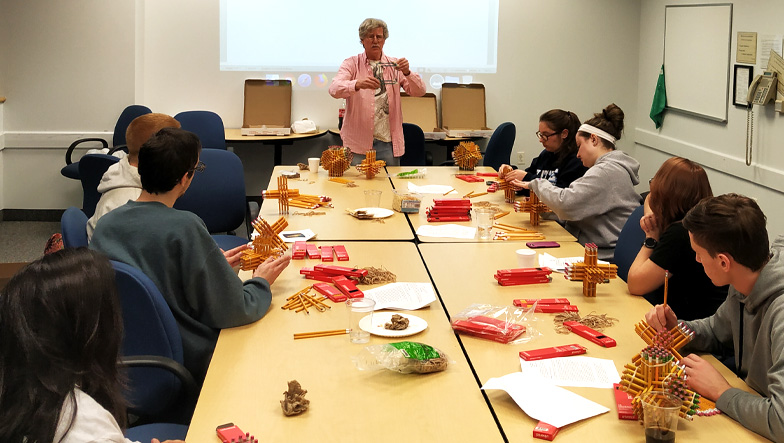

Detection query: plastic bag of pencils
xmin=352 ymin=341 xmax=452 ymax=374
xmin=450 ymin=303 xmax=540 ymax=344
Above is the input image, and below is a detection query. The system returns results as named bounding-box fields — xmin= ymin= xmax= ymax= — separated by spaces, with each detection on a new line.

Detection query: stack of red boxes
xmin=426 ymin=198 xmax=472 ymax=222
xmin=299 ymin=265 xmax=368 ymax=301
xmin=494 ymin=267 xmax=553 ymax=286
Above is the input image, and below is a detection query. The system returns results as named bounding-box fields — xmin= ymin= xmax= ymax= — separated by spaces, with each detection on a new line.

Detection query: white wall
xmin=0 ymin=0 xmax=642 ymax=209
xmin=635 ymin=0 xmax=784 ymax=240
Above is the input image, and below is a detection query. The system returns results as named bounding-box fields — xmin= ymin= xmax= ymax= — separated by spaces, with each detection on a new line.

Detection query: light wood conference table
xmin=386 ymin=166 xmax=577 ymax=243
xmin=419 ymin=242 xmax=766 ymax=442
xmin=225 ymin=129 xmax=328 ymax=166
xmin=186 ymin=242 xmax=503 ymax=442
xmin=256 ymin=165 xmax=414 ymax=241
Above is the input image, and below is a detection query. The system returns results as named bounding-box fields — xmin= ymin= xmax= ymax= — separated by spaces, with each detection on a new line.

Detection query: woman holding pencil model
xmin=627 ymin=157 xmax=727 ymax=320
xmin=513 ymin=104 xmax=640 ymax=260
xmin=498 ymin=109 xmax=588 ymax=196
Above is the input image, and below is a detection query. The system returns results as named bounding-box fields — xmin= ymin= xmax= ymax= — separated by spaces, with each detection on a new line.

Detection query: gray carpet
xmin=0 ymin=221 xmax=61 ymax=263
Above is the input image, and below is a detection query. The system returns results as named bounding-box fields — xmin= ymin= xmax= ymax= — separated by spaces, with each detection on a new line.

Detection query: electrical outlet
xmin=517 ymin=152 xmax=525 ymax=165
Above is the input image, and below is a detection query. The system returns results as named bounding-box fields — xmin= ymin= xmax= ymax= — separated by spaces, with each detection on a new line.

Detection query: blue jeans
xmin=351 ymin=139 xmax=400 ymax=166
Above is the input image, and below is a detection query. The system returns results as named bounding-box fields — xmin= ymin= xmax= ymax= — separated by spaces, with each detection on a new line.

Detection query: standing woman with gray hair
xmin=329 ymin=18 xmax=426 ymax=166
xmin=515 ymin=104 xmax=641 ymax=260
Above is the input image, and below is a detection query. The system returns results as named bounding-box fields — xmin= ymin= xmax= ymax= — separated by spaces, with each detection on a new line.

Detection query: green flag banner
xmin=650 ymin=65 xmax=667 ymax=129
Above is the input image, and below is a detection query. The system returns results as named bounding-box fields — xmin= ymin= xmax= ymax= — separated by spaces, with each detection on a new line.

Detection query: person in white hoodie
xmin=86 ymin=113 xmax=180 ymax=240
xmin=514 ymin=103 xmax=641 ymax=260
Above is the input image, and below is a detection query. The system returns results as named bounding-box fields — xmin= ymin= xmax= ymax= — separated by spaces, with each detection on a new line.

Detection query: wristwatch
xmin=643 ymin=238 xmax=658 ymax=249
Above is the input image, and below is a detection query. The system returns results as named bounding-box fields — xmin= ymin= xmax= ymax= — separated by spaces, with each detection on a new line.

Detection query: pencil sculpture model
xmin=453 ymin=141 xmax=482 ymax=171
xmin=321 ymin=146 xmax=353 ymax=177
xmin=513 ymin=190 xmax=550 ymax=226
xmin=262 ymin=176 xmax=333 ymax=215
xmin=620 ymin=319 xmax=705 ymax=420
xmin=240 ymin=216 xmax=288 ymax=271
xmin=564 ymin=243 xmax=618 ymax=297
xmin=355 ymin=149 xmax=386 ymax=179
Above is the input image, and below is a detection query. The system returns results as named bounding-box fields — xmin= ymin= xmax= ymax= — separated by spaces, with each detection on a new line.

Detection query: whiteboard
xmin=664 ymin=4 xmax=733 ymax=122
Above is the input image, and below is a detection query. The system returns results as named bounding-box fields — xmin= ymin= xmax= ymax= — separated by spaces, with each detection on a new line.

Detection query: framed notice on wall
xmin=733 ymin=65 xmax=753 ymax=107
xmin=664 ymin=4 xmax=733 ymax=122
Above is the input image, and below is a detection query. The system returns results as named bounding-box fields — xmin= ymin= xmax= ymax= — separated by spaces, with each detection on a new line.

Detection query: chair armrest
xmin=108 ymin=145 xmax=129 ymax=155
xmin=120 ymin=355 xmax=199 ymax=400
xmin=66 ymin=138 xmax=108 ymax=164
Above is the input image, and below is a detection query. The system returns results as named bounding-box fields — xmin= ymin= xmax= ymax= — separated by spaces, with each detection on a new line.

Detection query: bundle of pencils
xmin=492 ymin=222 xmax=544 ymax=240
xmin=329 ymin=177 xmax=354 ymax=185
xmin=281 ymin=286 xmax=331 ymax=314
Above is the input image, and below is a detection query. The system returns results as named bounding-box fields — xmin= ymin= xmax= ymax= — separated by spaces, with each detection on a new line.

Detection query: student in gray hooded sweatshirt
xmin=647 ymin=194 xmax=784 ymax=442
xmin=514 ymin=103 xmax=641 ymax=260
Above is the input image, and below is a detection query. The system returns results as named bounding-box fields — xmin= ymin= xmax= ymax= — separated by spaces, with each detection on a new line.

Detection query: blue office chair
xmin=61 ymin=207 xmax=89 ymax=248
xmin=401 ymin=123 xmax=431 ymax=166
xmin=613 ymin=205 xmax=646 ymax=282
xmin=174 ymin=110 xmax=227 ymax=150
xmin=61 ymin=105 xmax=151 ymax=180
xmin=482 ymin=122 xmax=516 ymax=172
xmin=126 ymin=423 xmax=188 ymax=442
xmin=111 ymin=260 xmax=198 ymax=424
xmin=78 ymin=154 xmax=121 ymax=218
xmin=173 ymin=149 xmax=249 ymax=250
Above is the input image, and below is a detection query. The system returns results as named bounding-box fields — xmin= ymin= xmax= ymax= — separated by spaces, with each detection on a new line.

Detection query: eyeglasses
xmin=535 ymin=131 xmax=558 ymax=141
xmin=189 ymin=161 xmax=206 ymax=174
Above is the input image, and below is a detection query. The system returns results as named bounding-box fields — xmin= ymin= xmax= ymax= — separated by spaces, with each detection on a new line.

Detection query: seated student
xmin=87 ymin=113 xmax=181 ymax=240
xmin=91 ymin=128 xmax=291 ymax=385
xmin=0 ymin=248 xmax=182 ymax=443
xmin=628 ymin=157 xmax=727 ymax=320
xmin=498 ymin=109 xmax=588 ymax=195
xmin=646 ymin=194 xmax=784 ymax=441
xmin=515 ymin=103 xmax=641 ymax=260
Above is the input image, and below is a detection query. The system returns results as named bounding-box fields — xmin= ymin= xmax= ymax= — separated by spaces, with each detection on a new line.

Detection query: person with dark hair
xmin=498 ymin=109 xmax=588 ymax=195
xmin=329 ymin=18 xmax=426 ymax=166
xmin=628 ymin=157 xmax=727 ymax=320
xmin=87 ymin=113 xmax=181 ymax=240
xmin=0 ymin=248 xmax=182 ymax=443
xmin=516 ymin=103 xmax=641 ymax=260
xmin=92 ymin=128 xmax=290 ymax=387
xmin=646 ymin=193 xmax=784 ymax=442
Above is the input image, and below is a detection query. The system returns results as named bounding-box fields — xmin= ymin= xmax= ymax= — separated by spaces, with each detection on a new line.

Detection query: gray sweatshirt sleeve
xmin=529 ymin=168 xmax=609 ymax=222
xmin=715 ymin=316 xmax=784 ymax=442
xmin=682 ymin=297 xmax=735 ymax=355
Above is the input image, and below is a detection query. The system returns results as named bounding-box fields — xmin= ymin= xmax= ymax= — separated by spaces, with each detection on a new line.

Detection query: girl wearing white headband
xmin=515 ymin=103 xmax=641 ymax=260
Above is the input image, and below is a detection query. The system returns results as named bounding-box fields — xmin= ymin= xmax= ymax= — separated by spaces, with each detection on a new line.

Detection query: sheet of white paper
xmin=538 ymin=253 xmax=608 ymax=273
xmin=407 ymin=182 xmax=455 ymax=194
xmin=482 ymin=372 xmax=609 ymax=428
xmin=362 ymin=282 xmax=437 ymax=310
xmin=416 ymin=224 xmax=477 ymax=239
xmin=519 ymin=356 xmax=620 ymax=388
xmin=275 ymin=229 xmax=316 ymax=243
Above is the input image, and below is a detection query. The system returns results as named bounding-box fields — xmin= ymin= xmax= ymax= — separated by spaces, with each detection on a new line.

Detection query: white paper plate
xmin=354 ymin=207 xmax=395 ymax=219
xmin=359 ymin=312 xmax=428 ymax=337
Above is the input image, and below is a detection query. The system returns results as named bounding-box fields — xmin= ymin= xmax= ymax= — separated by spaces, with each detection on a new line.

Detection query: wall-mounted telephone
xmin=746 ymin=71 xmax=778 ymax=166
xmin=748 ymin=71 xmax=777 ymax=105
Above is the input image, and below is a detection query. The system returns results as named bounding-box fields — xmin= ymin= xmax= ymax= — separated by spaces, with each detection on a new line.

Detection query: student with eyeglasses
xmin=498 ymin=109 xmax=588 ymax=196
xmin=514 ymin=103 xmax=641 ymax=260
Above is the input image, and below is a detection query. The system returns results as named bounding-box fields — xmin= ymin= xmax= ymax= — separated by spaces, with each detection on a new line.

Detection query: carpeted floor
xmin=0 ymin=221 xmax=61 ymax=263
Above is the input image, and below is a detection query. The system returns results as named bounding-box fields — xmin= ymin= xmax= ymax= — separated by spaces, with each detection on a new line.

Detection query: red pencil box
xmin=515 ymin=298 xmax=570 ymax=305
xmin=331 ymin=276 xmax=363 ymax=299
xmin=298 ymin=267 xmax=335 ymax=283
xmin=292 ymin=241 xmax=307 ymax=259
xmin=614 ymin=383 xmax=637 ymax=420
xmin=432 ymin=198 xmax=472 ymax=206
xmin=320 ymin=245 xmax=334 ymax=262
xmin=333 ymin=245 xmax=349 ymax=261
xmin=455 ymin=174 xmax=484 ymax=182
xmin=563 ymin=321 xmax=616 ymax=347
xmin=520 ymin=344 xmax=587 ymax=361
xmin=314 ymin=264 xmax=368 ymax=279
xmin=512 ymin=302 xmax=578 ymax=312
xmin=313 ymin=282 xmax=347 ymax=302
xmin=305 ymin=243 xmax=321 ymax=259
xmin=427 ymin=207 xmax=472 ymax=215
xmin=427 ymin=215 xmax=472 ymax=222
xmin=495 ymin=276 xmax=553 ymax=286
xmin=451 ymin=315 xmax=526 ymax=344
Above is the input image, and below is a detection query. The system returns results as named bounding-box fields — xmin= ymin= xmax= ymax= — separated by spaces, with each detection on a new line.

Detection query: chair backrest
xmin=78 ymin=154 xmax=120 ymax=218
xmin=174 ymin=110 xmax=227 ymax=150
xmin=483 ymin=122 xmax=516 ymax=171
xmin=173 ymin=148 xmax=246 ymax=233
xmin=614 ymin=205 xmax=646 ymax=282
xmin=401 ymin=123 xmax=427 ymax=166
xmin=111 ymin=260 xmax=184 ymax=417
xmin=113 ymin=105 xmax=152 ymax=147
xmin=61 ymin=207 xmax=88 ymax=248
